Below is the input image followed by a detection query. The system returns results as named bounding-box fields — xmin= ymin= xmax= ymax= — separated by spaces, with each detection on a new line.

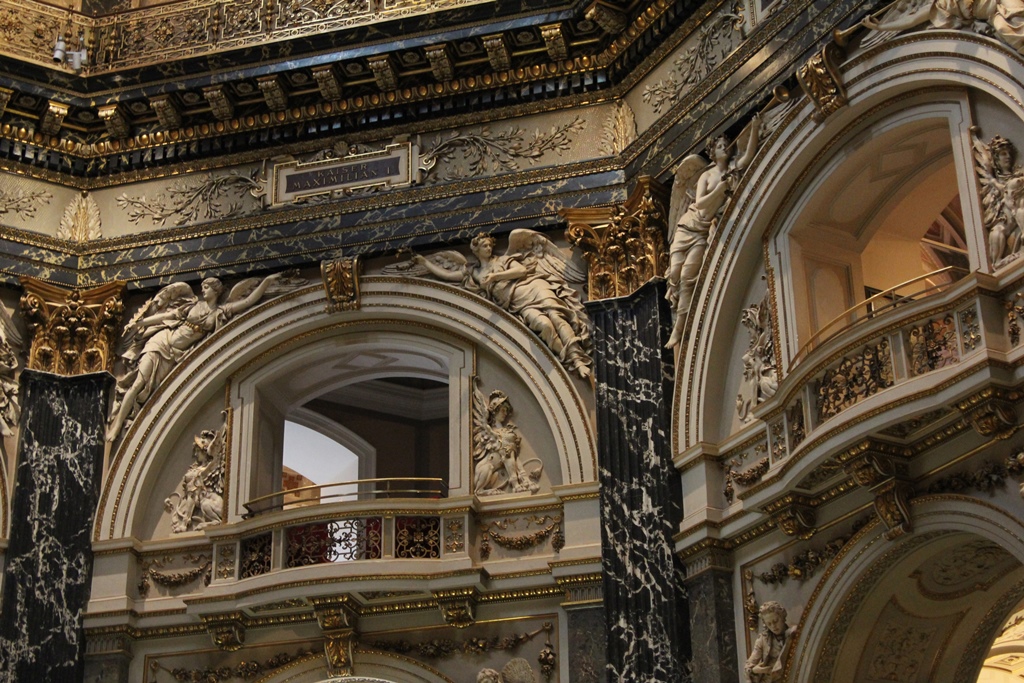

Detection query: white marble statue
xmin=165 ymin=422 xmax=226 ymax=533
xmin=477 ymin=658 xmax=537 ymax=683
xmin=472 ymin=378 xmax=542 ymax=496
xmin=736 ymin=294 xmax=778 ymax=421
xmin=107 ymin=270 xmax=304 ymax=441
xmin=745 ymin=601 xmax=796 ymax=683
xmin=860 ymin=0 xmax=1024 ymax=51
xmin=970 ymin=127 xmax=1024 ymax=266
xmin=0 ymin=305 xmax=20 ymax=437
xmin=385 ymin=230 xmax=593 ymax=378
xmin=666 ymin=115 xmax=761 ymax=348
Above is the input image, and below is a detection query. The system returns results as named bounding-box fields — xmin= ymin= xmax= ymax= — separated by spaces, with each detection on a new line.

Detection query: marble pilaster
xmin=685 ymin=567 xmax=740 ymax=683
xmin=0 ymin=370 xmax=113 ymax=681
xmin=586 ymin=279 xmax=688 ymax=682
xmin=566 ymin=606 xmax=609 ymax=683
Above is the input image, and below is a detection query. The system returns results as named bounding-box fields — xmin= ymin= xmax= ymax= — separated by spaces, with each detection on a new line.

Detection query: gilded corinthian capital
xmin=19 ymin=278 xmax=125 ymax=376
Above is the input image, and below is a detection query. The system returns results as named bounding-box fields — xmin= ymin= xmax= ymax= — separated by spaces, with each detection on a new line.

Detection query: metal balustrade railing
xmin=242 ymin=477 xmax=449 ymax=517
xmin=794 ymin=266 xmax=969 ymax=364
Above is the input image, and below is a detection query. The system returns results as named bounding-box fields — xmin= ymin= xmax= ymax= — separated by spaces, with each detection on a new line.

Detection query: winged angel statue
xmin=471 ymin=378 xmax=543 ymax=496
xmin=971 ymin=126 xmax=1024 ymax=266
xmin=385 ymin=230 xmax=593 ymax=379
xmin=859 ymin=0 xmax=1024 ymax=52
xmin=665 ymin=113 xmax=761 ymax=348
xmin=106 ymin=271 xmax=305 ymax=442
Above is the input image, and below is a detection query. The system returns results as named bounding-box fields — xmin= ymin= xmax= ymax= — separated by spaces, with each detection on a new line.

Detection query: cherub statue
xmin=107 ymin=270 xmax=304 ymax=442
xmin=472 ymin=378 xmax=542 ymax=496
xmin=666 ymin=114 xmax=761 ymax=348
xmin=744 ymin=601 xmax=796 ymax=683
xmin=970 ymin=127 xmax=1024 ymax=266
xmin=165 ymin=420 xmax=226 ymax=533
xmin=384 ymin=230 xmax=593 ymax=379
xmin=860 ymin=0 xmax=1024 ymax=52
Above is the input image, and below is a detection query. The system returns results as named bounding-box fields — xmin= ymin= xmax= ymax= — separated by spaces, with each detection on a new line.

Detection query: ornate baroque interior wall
xmin=2 ymin=0 xmax=1024 ymax=681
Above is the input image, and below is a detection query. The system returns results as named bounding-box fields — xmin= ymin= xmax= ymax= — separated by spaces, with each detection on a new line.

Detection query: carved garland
xmin=478 ymin=514 xmax=564 ymax=561
xmin=369 ymin=621 xmax=553 ymax=661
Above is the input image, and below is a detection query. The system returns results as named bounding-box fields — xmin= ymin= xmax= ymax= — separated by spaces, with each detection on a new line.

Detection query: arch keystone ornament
xmin=313 ymin=596 xmax=360 ymax=677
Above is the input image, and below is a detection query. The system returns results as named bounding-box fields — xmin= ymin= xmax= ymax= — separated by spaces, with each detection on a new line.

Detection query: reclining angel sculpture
xmin=106 ymin=270 xmax=304 ymax=442
xmin=665 ymin=114 xmax=761 ymax=348
xmin=859 ymin=0 xmax=1024 ymax=52
xmin=385 ymin=230 xmax=593 ymax=379
xmin=472 ymin=378 xmax=543 ymax=496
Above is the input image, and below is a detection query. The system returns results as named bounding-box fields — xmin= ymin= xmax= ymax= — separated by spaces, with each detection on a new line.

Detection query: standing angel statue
xmin=666 ymin=114 xmax=761 ymax=348
xmin=107 ymin=271 xmax=304 ymax=442
xmin=385 ymin=230 xmax=593 ymax=379
xmin=472 ymin=378 xmax=542 ymax=496
xmin=165 ymin=421 xmax=226 ymax=533
xmin=971 ymin=126 xmax=1024 ymax=266
xmin=859 ymin=0 xmax=1024 ymax=52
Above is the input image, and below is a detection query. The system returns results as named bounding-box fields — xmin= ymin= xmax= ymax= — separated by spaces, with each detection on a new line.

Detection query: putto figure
xmin=165 ymin=422 xmax=226 ymax=533
xmin=666 ymin=114 xmax=761 ymax=348
xmin=107 ymin=271 xmax=304 ymax=442
xmin=385 ymin=230 xmax=593 ymax=379
xmin=472 ymin=378 xmax=543 ymax=496
xmin=970 ymin=126 xmax=1024 ymax=266
xmin=745 ymin=600 xmax=796 ymax=683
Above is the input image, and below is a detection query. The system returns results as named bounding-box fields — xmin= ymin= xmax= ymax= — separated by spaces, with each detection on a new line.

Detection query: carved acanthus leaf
xmin=58 ymin=192 xmax=102 ymax=242
xmin=599 ymin=100 xmax=637 ymax=156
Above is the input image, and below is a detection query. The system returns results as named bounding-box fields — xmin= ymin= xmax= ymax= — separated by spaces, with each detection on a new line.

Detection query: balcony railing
xmin=243 ymin=477 xmax=449 ymax=517
xmin=794 ymin=266 xmax=969 ymax=364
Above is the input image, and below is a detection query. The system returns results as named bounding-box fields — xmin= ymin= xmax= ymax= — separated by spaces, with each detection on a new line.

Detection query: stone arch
xmin=676 ymin=34 xmax=1024 ymax=452
xmin=254 ymin=650 xmax=452 ymax=683
xmin=789 ymin=495 xmax=1024 ymax=683
xmin=96 ymin=277 xmax=596 ymax=541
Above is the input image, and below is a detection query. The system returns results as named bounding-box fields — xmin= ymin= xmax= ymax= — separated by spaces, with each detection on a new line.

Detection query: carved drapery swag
xmin=562 ymin=176 xmax=669 ymax=301
xmin=19 ymin=277 xmax=125 ymax=376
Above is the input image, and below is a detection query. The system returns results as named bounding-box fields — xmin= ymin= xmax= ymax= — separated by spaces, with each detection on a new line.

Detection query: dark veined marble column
xmin=585 ymin=279 xmax=689 ymax=682
xmin=0 ymin=370 xmax=113 ymax=681
xmin=0 ymin=278 xmax=124 ymax=681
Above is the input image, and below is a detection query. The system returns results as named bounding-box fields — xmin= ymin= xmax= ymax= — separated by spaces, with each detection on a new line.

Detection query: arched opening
xmin=791 ymin=499 xmax=1024 ymax=683
xmin=786 ymin=114 xmax=969 ymax=359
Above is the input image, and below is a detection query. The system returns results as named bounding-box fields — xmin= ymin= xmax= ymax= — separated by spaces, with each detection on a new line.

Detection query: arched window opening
xmin=281 ymin=420 xmax=361 ymax=507
xmin=979 ymin=597 xmax=1024 ymax=682
xmin=788 ymin=117 xmax=970 ymax=359
xmin=269 ymin=377 xmax=449 ymax=514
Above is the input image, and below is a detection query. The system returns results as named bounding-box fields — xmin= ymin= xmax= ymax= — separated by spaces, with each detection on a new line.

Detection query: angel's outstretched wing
xmin=0 ymin=302 xmax=21 ymax=352
xmin=860 ymin=0 xmax=932 ymax=49
xmin=971 ymin=129 xmax=1005 ymax=225
xmin=224 ymin=269 xmax=305 ymax=305
xmin=380 ymin=250 xmax=468 ymax=277
xmin=505 ymin=229 xmax=587 ymax=284
xmin=119 ymin=282 xmax=195 ymax=360
xmin=668 ymin=154 xmax=711 ymax=230
xmin=202 ymin=424 xmax=227 ymax=494
xmin=471 ymin=377 xmax=497 ymax=460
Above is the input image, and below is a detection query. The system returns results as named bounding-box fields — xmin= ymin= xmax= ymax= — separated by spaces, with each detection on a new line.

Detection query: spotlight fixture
xmin=53 ymin=31 xmax=88 ymax=72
